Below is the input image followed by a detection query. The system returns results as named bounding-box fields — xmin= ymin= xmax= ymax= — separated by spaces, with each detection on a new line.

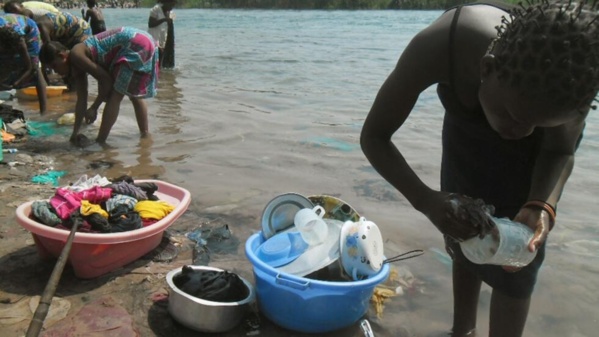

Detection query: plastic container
xmin=245 ymin=232 xmax=390 ymax=334
xmin=256 ymin=231 xmax=308 ymax=267
xmin=166 ymin=266 xmax=255 ymax=333
xmin=16 ymin=85 xmax=67 ymax=100
xmin=16 ymin=180 xmax=191 ymax=278
xmin=294 ymin=205 xmax=328 ymax=245
xmin=460 ymin=217 xmax=537 ymax=267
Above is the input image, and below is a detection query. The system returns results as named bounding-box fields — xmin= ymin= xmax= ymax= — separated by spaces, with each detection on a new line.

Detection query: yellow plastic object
xmin=16 ymin=86 xmax=68 ymax=100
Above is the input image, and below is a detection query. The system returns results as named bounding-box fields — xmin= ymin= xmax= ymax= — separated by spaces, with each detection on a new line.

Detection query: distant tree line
xmin=139 ymin=0 xmax=521 ymax=10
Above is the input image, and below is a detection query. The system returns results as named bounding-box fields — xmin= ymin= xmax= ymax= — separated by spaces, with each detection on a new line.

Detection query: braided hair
xmin=488 ymin=0 xmax=599 ymax=111
xmin=0 ymin=26 xmax=22 ymax=53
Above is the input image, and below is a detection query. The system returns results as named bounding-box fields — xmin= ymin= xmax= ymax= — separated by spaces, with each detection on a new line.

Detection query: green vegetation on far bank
xmin=138 ymin=0 xmax=520 ymax=10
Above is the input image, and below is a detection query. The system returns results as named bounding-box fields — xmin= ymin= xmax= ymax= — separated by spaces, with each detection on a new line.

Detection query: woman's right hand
xmin=422 ymin=191 xmax=496 ymax=242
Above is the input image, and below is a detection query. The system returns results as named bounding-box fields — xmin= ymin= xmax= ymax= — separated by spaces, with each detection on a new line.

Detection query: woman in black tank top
xmin=361 ymin=1 xmax=599 ymax=336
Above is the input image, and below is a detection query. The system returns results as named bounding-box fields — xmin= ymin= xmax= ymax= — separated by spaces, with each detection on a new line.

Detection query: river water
xmin=10 ymin=8 xmax=598 ymax=336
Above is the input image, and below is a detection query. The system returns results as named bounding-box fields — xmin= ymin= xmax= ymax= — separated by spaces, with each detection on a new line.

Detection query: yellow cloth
xmin=134 ymin=200 xmax=175 ymax=220
xmin=80 ymin=200 xmax=109 ymax=218
xmin=22 ymin=1 xmax=60 ymax=12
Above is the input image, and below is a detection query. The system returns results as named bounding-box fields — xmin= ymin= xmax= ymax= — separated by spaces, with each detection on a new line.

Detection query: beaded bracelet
xmin=523 ymin=200 xmax=556 ymax=230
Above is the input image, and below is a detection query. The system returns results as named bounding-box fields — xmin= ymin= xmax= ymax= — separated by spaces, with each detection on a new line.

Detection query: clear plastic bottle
xmin=460 ymin=217 xmax=537 ymax=267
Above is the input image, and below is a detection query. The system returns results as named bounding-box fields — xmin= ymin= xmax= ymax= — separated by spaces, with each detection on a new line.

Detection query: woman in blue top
xmin=40 ymin=27 xmax=159 ymax=145
xmin=0 ymin=14 xmax=47 ymax=114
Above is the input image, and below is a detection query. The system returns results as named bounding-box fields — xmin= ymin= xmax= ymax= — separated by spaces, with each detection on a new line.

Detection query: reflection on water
xmin=80 ymin=135 xmax=165 ymax=180
xmin=154 ymin=69 xmax=187 ymax=136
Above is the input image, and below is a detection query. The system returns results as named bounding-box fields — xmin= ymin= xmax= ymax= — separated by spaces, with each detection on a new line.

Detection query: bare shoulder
xmin=455 ymin=5 xmax=505 ymax=46
xmin=34 ymin=15 xmax=51 ymax=27
xmin=391 ymin=9 xmax=457 ymax=91
xmin=70 ymin=43 xmax=92 ymax=66
xmin=390 ymin=4 xmax=507 ymax=96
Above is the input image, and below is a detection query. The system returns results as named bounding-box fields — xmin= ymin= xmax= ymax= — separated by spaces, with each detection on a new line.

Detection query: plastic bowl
xmin=166 ymin=266 xmax=255 ymax=333
xmin=16 ymin=86 xmax=67 ymax=99
xmin=15 ymin=180 xmax=191 ymax=278
xmin=245 ymin=232 xmax=389 ymax=333
xmin=256 ymin=231 xmax=308 ymax=267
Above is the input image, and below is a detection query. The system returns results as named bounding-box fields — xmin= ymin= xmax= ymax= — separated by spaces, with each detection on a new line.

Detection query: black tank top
xmin=436 ymin=1 xmax=542 ymax=217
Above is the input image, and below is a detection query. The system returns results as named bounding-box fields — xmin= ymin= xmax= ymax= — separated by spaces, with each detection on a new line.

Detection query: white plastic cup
xmin=294 ymin=205 xmax=328 ymax=245
xmin=460 ymin=217 xmax=537 ymax=267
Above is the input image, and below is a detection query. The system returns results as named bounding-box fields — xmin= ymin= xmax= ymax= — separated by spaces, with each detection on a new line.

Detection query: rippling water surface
xmin=13 ymin=8 xmax=599 ymax=336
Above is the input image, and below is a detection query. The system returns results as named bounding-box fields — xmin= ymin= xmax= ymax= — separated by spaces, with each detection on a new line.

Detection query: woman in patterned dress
xmin=0 ymin=13 xmax=47 ymax=113
xmin=35 ymin=11 xmax=92 ymax=48
xmin=39 ymin=27 xmax=159 ymax=145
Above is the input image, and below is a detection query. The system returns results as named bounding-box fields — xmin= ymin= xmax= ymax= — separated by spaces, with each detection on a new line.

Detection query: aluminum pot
xmin=166 ymin=265 xmax=255 ymax=333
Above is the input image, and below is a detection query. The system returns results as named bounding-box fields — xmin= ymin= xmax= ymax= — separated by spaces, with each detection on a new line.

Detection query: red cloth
xmin=76 ymin=186 xmax=113 ymax=204
xmin=142 ymin=218 xmax=158 ymax=227
xmin=50 ymin=188 xmax=82 ymax=220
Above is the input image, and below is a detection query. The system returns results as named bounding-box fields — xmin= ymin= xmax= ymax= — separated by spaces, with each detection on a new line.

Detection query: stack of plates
xmin=261 ymin=193 xmax=313 ymax=239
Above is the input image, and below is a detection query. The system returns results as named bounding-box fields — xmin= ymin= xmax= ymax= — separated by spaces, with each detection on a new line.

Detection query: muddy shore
xmin=0 ymin=143 xmax=410 ymax=337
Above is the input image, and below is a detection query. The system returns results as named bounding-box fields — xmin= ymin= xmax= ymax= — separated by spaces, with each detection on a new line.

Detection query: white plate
xmin=261 ymin=193 xmax=313 ymax=239
xmin=277 ymin=219 xmax=343 ymax=277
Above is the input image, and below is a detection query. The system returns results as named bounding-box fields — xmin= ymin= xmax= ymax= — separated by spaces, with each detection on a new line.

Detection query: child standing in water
xmin=148 ymin=0 xmax=176 ymax=68
xmin=39 ymin=27 xmax=159 ymax=145
xmin=84 ymin=0 xmax=106 ymax=35
xmin=361 ymin=1 xmax=599 ymax=336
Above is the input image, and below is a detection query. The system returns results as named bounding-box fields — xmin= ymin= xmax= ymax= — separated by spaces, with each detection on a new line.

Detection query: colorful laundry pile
xmin=0 ymin=104 xmax=27 ymax=141
xmin=30 ymin=174 xmax=175 ymax=233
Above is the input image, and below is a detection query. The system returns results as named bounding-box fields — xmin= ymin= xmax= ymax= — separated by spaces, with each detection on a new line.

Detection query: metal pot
xmin=166 ymin=265 xmax=255 ymax=333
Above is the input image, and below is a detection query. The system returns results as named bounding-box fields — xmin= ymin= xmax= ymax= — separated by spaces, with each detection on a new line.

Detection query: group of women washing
xmin=0 ymin=0 xmax=166 ymax=145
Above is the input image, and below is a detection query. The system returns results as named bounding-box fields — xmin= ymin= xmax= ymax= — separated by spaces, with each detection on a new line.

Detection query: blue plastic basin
xmin=245 ymin=232 xmax=390 ymax=333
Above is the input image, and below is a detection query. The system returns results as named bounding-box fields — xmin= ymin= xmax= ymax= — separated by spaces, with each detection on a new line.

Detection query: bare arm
xmin=35 ymin=19 xmax=52 ymax=45
xmin=35 ymin=69 xmax=48 ymax=114
xmin=361 ymin=19 xmax=483 ymax=238
xmin=12 ymin=39 xmax=34 ymax=88
xmin=69 ymin=44 xmax=113 ymax=142
xmin=71 ymin=70 xmax=89 ymax=141
xmin=148 ymin=16 xmax=168 ymax=28
xmin=514 ymin=118 xmax=586 ymax=251
xmin=69 ymin=44 xmax=113 ymax=107
xmin=528 ymin=119 xmax=585 ymax=206
xmin=361 ymin=21 xmax=447 ymax=208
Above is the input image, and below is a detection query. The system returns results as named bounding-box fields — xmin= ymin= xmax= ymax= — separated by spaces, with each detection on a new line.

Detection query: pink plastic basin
xmin=16 ymin=179 xmax=191 ymax=279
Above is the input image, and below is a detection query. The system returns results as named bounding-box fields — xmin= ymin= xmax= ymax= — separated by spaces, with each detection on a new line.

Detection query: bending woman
xmin=0 ymin=14 xmax=47 ymax=114
xmin=39 ymin=27 xmax=159 ymax=145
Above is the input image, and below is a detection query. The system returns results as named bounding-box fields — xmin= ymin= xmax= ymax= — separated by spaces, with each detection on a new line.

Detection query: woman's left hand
xmin=513 ymin=206 xmax=551 ymax=252
xmin=502 ymin=206 xmax=551 ymax=272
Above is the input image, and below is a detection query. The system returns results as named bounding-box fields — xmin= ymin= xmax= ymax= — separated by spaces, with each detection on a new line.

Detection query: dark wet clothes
xmin=437 ymin=1 xmax=545 ymax=299
xmin=90 ymin=19 xmax=106 ymax=35
xmin=162 ymin=19 xmax=175 ymax=69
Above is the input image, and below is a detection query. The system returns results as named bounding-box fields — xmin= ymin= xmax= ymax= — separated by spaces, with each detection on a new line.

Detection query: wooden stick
xmin=26 ymin=218 xmax=81 ymax=337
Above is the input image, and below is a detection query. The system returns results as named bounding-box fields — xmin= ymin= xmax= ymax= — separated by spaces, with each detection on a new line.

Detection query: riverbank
xmin=0 ymin=118 xmax=410 ymax=337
